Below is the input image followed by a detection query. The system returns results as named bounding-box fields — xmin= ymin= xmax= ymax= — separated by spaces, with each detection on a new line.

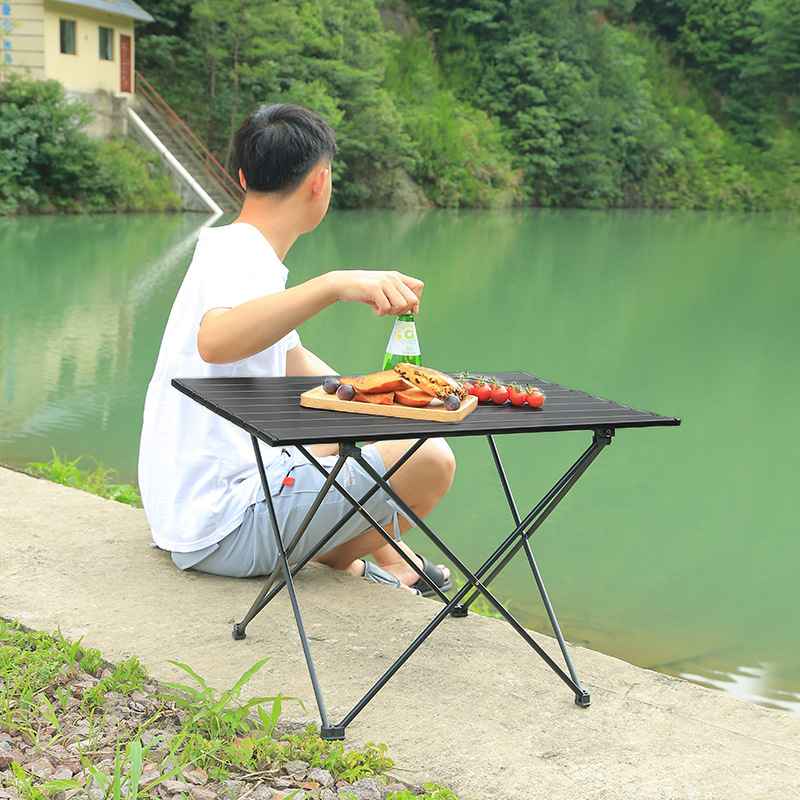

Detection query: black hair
xmin=234 ymin=104 xmax=337 ymax=194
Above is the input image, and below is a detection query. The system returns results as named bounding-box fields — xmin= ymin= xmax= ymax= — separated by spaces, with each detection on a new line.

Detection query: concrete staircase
xmin=129 ymin=80 xmax=243 ymax=215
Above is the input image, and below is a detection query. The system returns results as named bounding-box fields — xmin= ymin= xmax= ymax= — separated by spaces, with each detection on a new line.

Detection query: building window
xmin=59 ymin=19 xmax=76 ymax=54
xmin=99 ymin=26 xmax=113 ymax=60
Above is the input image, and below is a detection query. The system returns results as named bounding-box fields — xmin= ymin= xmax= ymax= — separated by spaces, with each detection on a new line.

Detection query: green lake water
xmin=1 ymin=208 xmax=798 ymax=714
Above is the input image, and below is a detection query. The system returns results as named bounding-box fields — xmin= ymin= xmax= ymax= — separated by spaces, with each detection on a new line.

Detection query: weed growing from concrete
xmin=25 ymin=450 xmax=142 ymax=507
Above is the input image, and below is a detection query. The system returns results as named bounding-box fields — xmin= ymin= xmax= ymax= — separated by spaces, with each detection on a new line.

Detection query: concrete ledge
xmin=1 ymin=467 xmax=798 ymax=799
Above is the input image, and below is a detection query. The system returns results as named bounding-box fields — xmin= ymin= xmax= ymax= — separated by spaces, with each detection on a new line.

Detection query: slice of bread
xmin=393 ymin=363 xmax=467 ymax=400
xmin=353 ymin=370 xmax=413 ymax=393
xmin=354 ymin=390 xmax=395 ymax=405
xmin=394 ymin=387 xmax=433 ymax=408
xmin=339 ymin=378 xmax=395 ymax=404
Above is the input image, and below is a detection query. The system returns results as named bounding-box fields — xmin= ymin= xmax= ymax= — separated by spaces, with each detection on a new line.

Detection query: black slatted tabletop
xmin=172 ymin=373 xmax=680 ymax=446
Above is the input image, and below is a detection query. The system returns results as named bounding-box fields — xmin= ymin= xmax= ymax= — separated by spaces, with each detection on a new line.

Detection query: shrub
xmin=0 ymin=74 xmax=180 ymax=215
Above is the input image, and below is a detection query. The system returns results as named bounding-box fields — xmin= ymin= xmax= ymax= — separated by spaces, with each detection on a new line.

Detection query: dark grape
xmin=443 ymin=394 xmax=461 ymax=411
xmin=337 ymin=383 xmax=356 ymax=401
xmin=322 ymin=377 xmax=340 ymax=394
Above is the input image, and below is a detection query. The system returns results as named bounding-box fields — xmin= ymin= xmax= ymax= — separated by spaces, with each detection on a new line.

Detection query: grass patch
xmin=25 ymin=449 xmax=142 ymax=508
xmin=0 ymin=620 xmax=466 ymax=799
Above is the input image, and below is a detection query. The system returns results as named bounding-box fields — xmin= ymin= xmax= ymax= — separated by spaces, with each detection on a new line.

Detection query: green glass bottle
xmin=382 ymin=313 xmax=422 ymax=370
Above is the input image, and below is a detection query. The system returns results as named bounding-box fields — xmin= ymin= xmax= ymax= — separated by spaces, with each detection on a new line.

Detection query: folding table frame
xmin=173 ymin=373 xmax=679 ymax=739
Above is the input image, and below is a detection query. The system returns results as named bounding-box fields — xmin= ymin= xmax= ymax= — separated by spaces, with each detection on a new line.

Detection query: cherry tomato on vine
xmin=525 ymin=387 xmax=545 ymax=408
xmin=490 ymin=383 xmax=509 ymax=404
xmin=473 ymin=382 xmax=492 ymax=402
xmin=507 ymin=385 xmax=527 ymax=406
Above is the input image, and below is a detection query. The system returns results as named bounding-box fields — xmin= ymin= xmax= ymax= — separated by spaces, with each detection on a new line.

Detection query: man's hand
xmin=331 ymin=270 xmax=423 ymax=316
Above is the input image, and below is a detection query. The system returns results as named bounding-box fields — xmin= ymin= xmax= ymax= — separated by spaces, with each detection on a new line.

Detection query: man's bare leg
xmin=312 ymin=438 xmax=455 ymax=589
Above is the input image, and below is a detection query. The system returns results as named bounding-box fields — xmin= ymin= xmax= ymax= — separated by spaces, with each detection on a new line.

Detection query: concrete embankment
xmin=1 ymin=466 xmax=798 ymax=800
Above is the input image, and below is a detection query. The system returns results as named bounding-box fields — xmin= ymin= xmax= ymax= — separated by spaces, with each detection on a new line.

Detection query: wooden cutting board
xmin=300 ymin=385 xmax=478 ymax=422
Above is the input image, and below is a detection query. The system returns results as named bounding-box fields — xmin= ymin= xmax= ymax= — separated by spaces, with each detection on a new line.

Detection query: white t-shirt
xmin=138 ymin=222 xmax=300 ymax=552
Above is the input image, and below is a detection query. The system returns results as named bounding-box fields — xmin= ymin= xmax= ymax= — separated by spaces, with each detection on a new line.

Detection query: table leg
xmin=354 ymin=428 xmax=614 ymax=707
xmin=296 ymin=441 xmax=451 ymax=598
xmin=465 ymin=429 xmax=613 ymax=599
xmin=456 ymin=428 xmax=614 ymax=706
xmin=234 ymin=436 xmax=341 ymax=731
xmin=233 ymin=439 xmax=428 ymax=637
xmin=352 ymin=448 xmax=594 ymax=703
xmin=232 ymin=438 xmax=432 ymax=740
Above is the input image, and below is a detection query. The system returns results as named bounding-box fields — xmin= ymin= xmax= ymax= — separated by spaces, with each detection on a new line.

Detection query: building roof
xmin=53 ymin=0 xmax=154 ymax=23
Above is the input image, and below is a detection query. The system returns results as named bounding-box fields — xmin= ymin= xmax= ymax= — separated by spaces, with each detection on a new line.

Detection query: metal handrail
xmin=134 ymin=71 xmax=244 ymax=206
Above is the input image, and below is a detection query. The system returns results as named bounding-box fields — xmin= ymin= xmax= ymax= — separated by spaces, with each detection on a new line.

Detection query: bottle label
xmin=385 ymin=319 xmax=421 ymax=357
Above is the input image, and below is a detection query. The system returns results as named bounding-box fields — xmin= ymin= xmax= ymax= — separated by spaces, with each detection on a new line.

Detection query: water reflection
xmin=674 ymin=660 xmax=800 ymax=716
xmin=0 ymin=212 xmax=221 ymax=468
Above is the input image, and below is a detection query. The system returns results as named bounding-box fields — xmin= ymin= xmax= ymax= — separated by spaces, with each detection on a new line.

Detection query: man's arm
xmin=197 ymin=270 xmax=422 ymax=365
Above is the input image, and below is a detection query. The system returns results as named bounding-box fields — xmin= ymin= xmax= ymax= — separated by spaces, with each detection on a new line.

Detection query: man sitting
xmin=138 ymin=103 xmax=453 ymax=596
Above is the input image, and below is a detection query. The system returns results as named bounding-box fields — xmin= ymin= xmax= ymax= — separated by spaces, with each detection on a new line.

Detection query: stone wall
xmin=66 ymin=87 xmax=130 ymax=138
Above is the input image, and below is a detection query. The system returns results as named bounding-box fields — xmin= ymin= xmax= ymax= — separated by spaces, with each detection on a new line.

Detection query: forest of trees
xmin=3 ymin=0 xmax=798 ymax=213
xmin=132 ymin=0 xmax=800 ymax=211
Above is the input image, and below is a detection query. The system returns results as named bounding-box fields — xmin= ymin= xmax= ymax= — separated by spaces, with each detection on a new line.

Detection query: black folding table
xmin=172 ymin=373 xmax=680 ymax=739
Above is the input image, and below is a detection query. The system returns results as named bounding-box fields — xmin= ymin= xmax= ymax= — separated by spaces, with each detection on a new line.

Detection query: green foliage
xmin=0 ymin=621 xmax=189 ymax=799
xmin=162 ymin=658 xmax=287 ymax=741
xmin=25 ymin=449 xmax=143 ymax=507
xmin=631 ymin=27 xmax=800 ymax=209
xmin=136 ymin=0 xmax=525 ymax=208
xmin=134 ymin=0 xmax=799 ymax=209
xmin=1 ymin=620 xmax=467 ymax=799
xmin=388 ymin=785 xmax=463 ymax=800
xmin=159 ymin=661 xmax=395 ymax=786
xmin=419 ymin=1 xmax=665 ymax=206
xmin=0 ymin=74 xmax=180 ymax=215
xmin=157 ymin=661 xmax=399 ymax=787
xmin=138 ymin=0 xmax=408 ymax=205
xmin=384 ymin=34 xmax=524 ymax=207
xmin=157 ymin=658 xmax=295 ymax=781
xmin=411 ymin=0 xmax=800 ymax=209
xmin=0 ymin=75 xmax=96 ymax=214
xmin=5 ymin=0 xmax=799 ymax=210
xmin=633 ymin=0 xmax=800 ymax=136
xmin=95 ymin=137 xmax=183 ymax=212
xmin=81 ymin=657 xmax=149 ymax=710
xmin=1 ymin=622 xmax=107 ymax=727
xmin=281 ymin=724 xmax=393 ymax=783
xmin=5 ymin=761 xmax=81 ymax=800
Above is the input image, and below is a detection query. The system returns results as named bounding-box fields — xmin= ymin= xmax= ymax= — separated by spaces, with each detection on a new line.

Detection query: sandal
xmin=361 ymin=561 xmax=421 ymax=595
xmin=409 ymin=554 xmax=452 ymax=598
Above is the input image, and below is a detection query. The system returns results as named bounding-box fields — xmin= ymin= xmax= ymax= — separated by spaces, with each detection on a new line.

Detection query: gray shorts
xmin=171 ymin=445 xmax=402 ymax=578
